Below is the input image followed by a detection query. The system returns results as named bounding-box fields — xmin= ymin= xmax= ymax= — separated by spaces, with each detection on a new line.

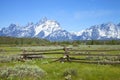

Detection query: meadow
xmin=0 ymin=45 xmax=120 ymax=80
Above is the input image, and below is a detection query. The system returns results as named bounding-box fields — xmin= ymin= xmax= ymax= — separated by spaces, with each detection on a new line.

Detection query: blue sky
xmin=0 ymin=0 xmax=120 ymax=31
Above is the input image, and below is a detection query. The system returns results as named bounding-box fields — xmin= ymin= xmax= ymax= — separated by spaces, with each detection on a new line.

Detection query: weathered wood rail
xmin=70 ymin=49 xmax=120 ymax=52
xmin=69 ymin=53 xmax=120 ymax=56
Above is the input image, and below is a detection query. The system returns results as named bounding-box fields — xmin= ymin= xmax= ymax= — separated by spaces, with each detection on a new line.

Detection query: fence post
xmin=63 ymin=46 xmax=70 ymax=62
xmin=23 ymin=49 xmax=27 ymax=59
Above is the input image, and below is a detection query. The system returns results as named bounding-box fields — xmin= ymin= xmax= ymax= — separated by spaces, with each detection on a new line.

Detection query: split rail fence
xmin=20 ymin=47 xmax=120 ymax=65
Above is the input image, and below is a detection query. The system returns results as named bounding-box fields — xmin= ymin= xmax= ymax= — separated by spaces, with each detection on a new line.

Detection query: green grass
xmin=0 ymin=45 xmax=120 ymax=80
xmin=31 ymin=60 xmax=120 ymax=80
xmin=1 ymin=60 xmax=119 ymax=80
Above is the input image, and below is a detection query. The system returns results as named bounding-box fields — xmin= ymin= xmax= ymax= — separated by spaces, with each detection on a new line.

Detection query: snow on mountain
xmin=0 ymin=24 xmax=21 ymax=37
xmin=34 ymin=19 xmax=61 ymax=38
xmin=78 ymin=22 xmax=120 ymax=40
xmin=0 ymin=18 xmax=120 ymax=41
xmin=0 ymin=23 xmax=36 ymax=37
xmin=46 ymin=30 xmax=73 ymax=41
xmin=71 ymin=30 xmax=84 ymax=36
xmin=20 ymin=22 xmax=35 ymax=37
xmin=0 ymin=18 xmax=71 ymax=41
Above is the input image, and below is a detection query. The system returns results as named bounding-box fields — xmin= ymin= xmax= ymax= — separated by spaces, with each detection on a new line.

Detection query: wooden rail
xmin=70 ymin=49 xmax=120 ymax=52
xmin=69 ymin=53 xmax=120 ymax=56
xmin=23 ymin=49 xmax=63 ymax=52
xmin=20 ymin=52 xmax=64 ymax=55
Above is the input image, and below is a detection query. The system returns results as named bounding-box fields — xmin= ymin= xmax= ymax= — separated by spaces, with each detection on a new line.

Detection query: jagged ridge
xmin=0 ymin=18 xmax=120 ymax=41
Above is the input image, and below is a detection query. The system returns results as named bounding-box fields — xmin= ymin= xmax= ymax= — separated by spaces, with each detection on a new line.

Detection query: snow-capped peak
xmin=34 ymin=19 xmax=62 ymax=38
xmin=78 ymin=22 xmax=120 ymax=40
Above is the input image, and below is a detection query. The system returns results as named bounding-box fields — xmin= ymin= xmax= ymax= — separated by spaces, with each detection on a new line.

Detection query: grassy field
xmin=0 ymin=45 xmax=120 ymax=80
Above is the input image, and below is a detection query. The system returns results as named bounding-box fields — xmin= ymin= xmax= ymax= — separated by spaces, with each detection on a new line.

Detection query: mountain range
xmin=0 ymin=18 xmax=120 ymax=41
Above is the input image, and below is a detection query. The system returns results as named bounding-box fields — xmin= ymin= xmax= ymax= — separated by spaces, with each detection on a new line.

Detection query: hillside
xmin=0 ymin=36 xmax=50 ymax=46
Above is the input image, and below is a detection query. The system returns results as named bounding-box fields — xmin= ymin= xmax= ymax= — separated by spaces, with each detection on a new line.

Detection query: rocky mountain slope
xmin=0 ymin=18 xmax=120 ymax=41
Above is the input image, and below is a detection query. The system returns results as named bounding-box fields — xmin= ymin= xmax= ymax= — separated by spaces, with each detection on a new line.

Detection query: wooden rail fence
xmin=19 ymin=47 xmax=120 ymax=64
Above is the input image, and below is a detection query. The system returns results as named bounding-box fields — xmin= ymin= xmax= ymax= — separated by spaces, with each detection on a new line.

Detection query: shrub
xmin=63 ymin=68 xmax=78 ymax=76
xmin=0 ymin=56 xmax=12 ymax=63
xmin=63 ymin=68 xmax=78 ymax=80
xmin=0 ymin=64 xmax=47 ymax=79
xmin=0 ymin=55 xmax=20 ymax=63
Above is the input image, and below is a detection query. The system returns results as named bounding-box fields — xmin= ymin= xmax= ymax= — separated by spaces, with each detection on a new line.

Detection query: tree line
xmin=0 ymin=36 xmax=120 ymax=46
xmin=52 ymin=40 xmax=120 ymax=46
